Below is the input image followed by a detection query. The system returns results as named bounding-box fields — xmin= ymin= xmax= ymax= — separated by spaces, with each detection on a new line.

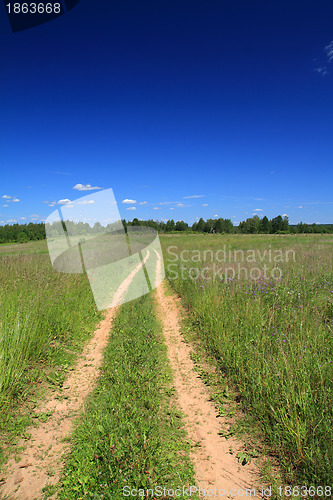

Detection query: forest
xmin=0 ymin=215 xmax=332 ymax=244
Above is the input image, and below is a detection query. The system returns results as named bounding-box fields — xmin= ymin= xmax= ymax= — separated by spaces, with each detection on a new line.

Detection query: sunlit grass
xmin=0 ymin=245 xmax=101 ymax=465
xmin=161 ymin=233 xmax=333 ymax=485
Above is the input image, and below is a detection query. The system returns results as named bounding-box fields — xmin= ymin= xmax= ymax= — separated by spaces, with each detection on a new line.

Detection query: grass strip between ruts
xmin=55 ymin=292 xmax=197 ymax=500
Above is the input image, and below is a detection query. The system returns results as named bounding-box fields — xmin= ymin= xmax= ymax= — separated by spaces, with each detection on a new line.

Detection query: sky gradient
xmin=0 ymin=0 xmax=332 ymax=226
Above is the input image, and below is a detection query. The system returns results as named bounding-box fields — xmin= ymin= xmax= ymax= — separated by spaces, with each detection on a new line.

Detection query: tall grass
xmin=161 ymin=234 xmax=333 ymax=486
xmin=0 ymin=249 xmax=100 ymax=462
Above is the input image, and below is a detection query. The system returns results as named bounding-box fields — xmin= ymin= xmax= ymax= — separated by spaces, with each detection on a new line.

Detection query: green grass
xmin=0 ymin=239 xmax=48 ymax=255
xmin=0 ymin=244 xmax=101 ymax=466
xmin=161 ymin=233 xmax=333 ymax=486
xmin=55 ymin=293 xmax=197 ymax=500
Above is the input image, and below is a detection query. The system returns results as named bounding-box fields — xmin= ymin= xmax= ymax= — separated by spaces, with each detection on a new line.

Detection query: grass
xmin=54 ymin=292 xmax=197 ymax=499
xmin=0 ymin=246 xmax=101 ymax=466
xmin=161 ymin=233 xmax=333 ymax=486
xmin=0 ymin=239 xmax=48 ymax=255
xmin=2 ymin=233 xmax=332 ymax=494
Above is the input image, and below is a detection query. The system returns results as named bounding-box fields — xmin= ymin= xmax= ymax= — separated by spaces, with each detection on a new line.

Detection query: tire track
xmin=154 ymin=251 xmax=262 ymax=499
xmin=0 ymin=251 xmax=150 ymax=500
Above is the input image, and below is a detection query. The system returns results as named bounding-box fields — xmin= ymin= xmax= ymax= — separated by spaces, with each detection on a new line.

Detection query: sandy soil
xmin=154 ymin=252 xmax=262 ymax=499
xmin=0 ymin=307 xmax=117 ymax=500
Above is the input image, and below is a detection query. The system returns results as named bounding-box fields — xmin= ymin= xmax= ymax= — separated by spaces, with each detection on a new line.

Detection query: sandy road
xmin=1 ymin=246 xmax=262 ymax=499
xmin=153 ymin=248 xmax=262 ymax=499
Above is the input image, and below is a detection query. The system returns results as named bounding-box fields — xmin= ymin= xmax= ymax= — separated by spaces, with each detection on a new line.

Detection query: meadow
xmin=161 ymin=233 xmax=333 ymax=486
xmin=0 ymin=241 xmax=101 ymax=464
xmin=0 ymin=234 xmax=332 ymax=494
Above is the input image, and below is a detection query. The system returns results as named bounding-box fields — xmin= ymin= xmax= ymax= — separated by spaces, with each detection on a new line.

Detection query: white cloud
xmin=20 ymin=217 xmax=26 ymax=220
xmin=58 ymin=199 xmax=72 ymax=205
xmin=214 ymin=214 xmax=218 ymax=217
xmin=253 ymin=208 xmax=263 ymax=212
xmin=73 ymin=184 xmax=103 ymax=191
xmin=298 ymin=205 xmax=303 ymax=209
xmin=122 ymin=199 xmax=137 ymax=204
xmin=53 ymin=171 xmax=71 ymax=176
xmin=283 ymin=214 xmax=288 ymax=217
xmin=315 ymin=66 xmax=328 ymax=76
xmin=2 ymin=195 xmax=20 ymax=202
xmin=77 ymin=200 xmax=95 ymax=205
xmin=314 ymin=43 xmax=333 ymax=77
xmin=139 ymin=201 xmax=147 ymax=205
xmin=201 ymin=203 xmax=208 ymax=206
xmin=177 ymin=203 xmax=185 ymax=207
xmin=153 ymin=207 xmax=161 ymax=210
xmin=170 ymin=207 xmax=175 ymax=210
xmin=126 ymin=206 xmax=136 ymax=211
xmin=325 ymin=41 xmax=333 ymax=61
xmin=3 ymin=205 xmax=8 ymax=207
xmin=159 ymin=201 xmax=179 ymax=205
xmin=183 ymin=195 xmax=204 ymax=199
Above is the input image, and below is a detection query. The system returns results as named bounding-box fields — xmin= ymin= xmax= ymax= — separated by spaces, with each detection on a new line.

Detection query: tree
xmin=204 ymin=219 xmax=215 ymax=233
xmin=282 ymin=216 xmax=289 ymax=232
xmin=239 ymin=216 xmax=260 ymax=234
xmin=166 ymin=219 xmax=175 ymax=232
xmin=271 ymin=215 xmax=284 ymax=233
xmin=175 ymin=220 xmax=188 ymax=231
xmin=196 ymin=218 xmax=205 ymax=232
xmin=259 ymin=216 xmax=271 ymax=233
xmin=17 ymin=231 xmax=28 ymax=243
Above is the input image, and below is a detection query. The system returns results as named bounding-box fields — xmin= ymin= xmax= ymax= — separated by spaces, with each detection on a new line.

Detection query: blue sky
xmin=0 ymin=0 xmax=332 ymax=226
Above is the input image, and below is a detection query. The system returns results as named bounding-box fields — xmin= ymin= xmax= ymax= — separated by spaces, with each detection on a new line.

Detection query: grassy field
xmin=0 ymin=241 xmax=101 ymax=464
xmin=160 ymin=233 xmax=333 ymax=486
xmin=1 ymin=234 xmax=332 ymax=493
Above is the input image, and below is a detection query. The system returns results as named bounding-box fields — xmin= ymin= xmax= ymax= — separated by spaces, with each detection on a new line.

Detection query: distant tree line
xmin=126 ymin=215 xmax=333 ymax=234
xmin=0 ymin=216 xmax=332 ymax=244
xmin=0 ymin=223 xmax=45 ymax=244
